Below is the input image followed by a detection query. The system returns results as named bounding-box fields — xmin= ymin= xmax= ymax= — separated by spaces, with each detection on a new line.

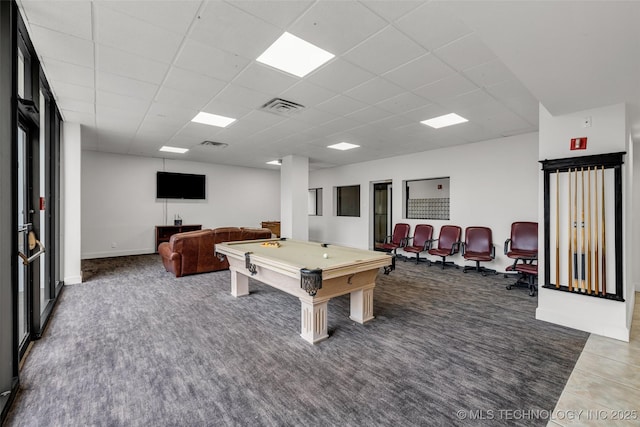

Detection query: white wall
xmin=536 ymin=103 xmax=633 ymax=341
xmin=81 ymin=150 xmax=280 ymax=258
xmin=62 ymin=123 xmax=82 ymax=284
xmin=309 ymin=132 xmax=539 ymax=272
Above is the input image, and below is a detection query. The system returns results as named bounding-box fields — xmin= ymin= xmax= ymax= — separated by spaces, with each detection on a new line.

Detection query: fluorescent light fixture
xmin=421 ymin=113 xmax=468 ymax=129
xmin=266 ymin=160 xmax=281 ymax=165
xmin=159 ymin=146 xmax=189 ymax=154
xmin=327 ymin=142 xmax=360 ymax=151
xmin=191 ymin=112 xmax=236 ymax=128
xmin=257 ymin=32 xmax=335 ymax=78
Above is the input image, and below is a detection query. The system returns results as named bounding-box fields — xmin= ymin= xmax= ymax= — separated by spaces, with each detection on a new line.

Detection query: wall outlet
xmin=111 ymin=241 xmax=117 ymax=248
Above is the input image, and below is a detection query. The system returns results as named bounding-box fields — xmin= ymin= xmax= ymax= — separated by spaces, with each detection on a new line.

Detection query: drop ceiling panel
xmin=212 ymin=84 xmax=271 ymax=111
xmin=27 ymin=25 xmax=94 ymax=68
xmin=375 ymin=92 xmax=431 ymax=115
xmin=288 ymin=1 xmax=388 ymax=55
xmin=96 ymin=91 xmax=150 ymax=115
xmin=94 ymin=5 xmax=184 ymax=64
xmin=96 ymin=71 xmax=158 ymax=101
xmin=342 ymin=26 xmax=427 ymax=75
xmin=233 ymin=63 xmax=300 ymax=97
xmin=41 ymin=58 xmax=94 ymax=88
xmin=162 ymin=67 xmax=226 ymax=98
xmin=290 ymin=107 xmax=339 ymax=126
xmin=58 ymin=98 xmax=94 ymax=115
xmin=463 ymin=59 xmax=517 ymax=88
xmin=61 ymin=110 xmax=95 ymax=127
xmin=19 ymin=0 xmax=92 ymax=40
xmin=96 ymin=44 xmax=170 ymax=85
xmin=190 ymin=1 xmax=281 ymax=59
xmin=396 ymin=2 xmax=473 ymax=51
xmin=154 ymin=86 xmax=215 ymax=111
xmin=281 ymin=81 xmax=337 ymax=108
xmin=382 ymin=53 xmax=455 ymax=91
xmin=306 ymin=58 xmax=375 ymax=93
xmin=316 ymin=95 xmax=368 ymax=117
xmin=230 ymin=0 xmax=314 ymax=29
xmin=414 ymin=74 xmax=478 ymax=103
xmin=200 ymin=100 xmax=252 ymax=122
xmin=173 ymin=123 xmax=225 ymax=141
xmin=95 ymin=0 xmax=200 ymax=34
xmin=359 ymin=0 xmax=423 ymax=22
xmin=344 ymin=77 xmax=405 ymax=105
xmin=147 ymin=102 xmax=199 ymax=126
xmin=344 ymin=105 xmax=391 ymax=124
xmin=174 ymin=38 xmax=251 ymax=81
xmin=51 ymin=81 xmax=95 ymax=103
xmin=435 ymin=33 xmax=498 ymax=72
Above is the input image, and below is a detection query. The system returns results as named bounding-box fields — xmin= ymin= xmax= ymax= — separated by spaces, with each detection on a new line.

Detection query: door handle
xmin=18 ymin=230 xmax=45 ymax=265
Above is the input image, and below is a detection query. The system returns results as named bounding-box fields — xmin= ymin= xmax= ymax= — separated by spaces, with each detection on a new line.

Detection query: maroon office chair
xmin=427 ymin=225 xmax=462 ymax=269
xmin=504 ymin=222 xmax=538 ymax=263
xmin=461 ymin=226 xmax=496 ymax=275
xmin=380 ymin=223 xmax=410 ymax=256
xmin=403 ymin=224 xmax=433 ymax=264
xmin=507 ymin=262 xmax=538 ymax=296
xmin=504 ymin=221 xmax=538 ymax=292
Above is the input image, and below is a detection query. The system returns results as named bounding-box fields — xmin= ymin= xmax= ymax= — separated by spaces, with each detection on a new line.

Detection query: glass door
xmin=373 ymin=182 xmax=392 ymax=250
xmin=17 ymin=124 xmax=30 ymax=356
xmin=16 ymin=117 xmax=44 ymax=359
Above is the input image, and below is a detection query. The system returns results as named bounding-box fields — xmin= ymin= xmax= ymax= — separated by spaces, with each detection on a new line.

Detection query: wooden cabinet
xmin=155 ymin=224 xmax=202 ymax=252
xmin=261 ymin=221 xmax=280 ymax=238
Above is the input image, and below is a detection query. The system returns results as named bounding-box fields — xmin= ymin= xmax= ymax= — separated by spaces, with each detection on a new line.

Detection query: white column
xmin=280 ymin=155 xmax=309 ymax=240
xmin=62 ymin=122 xmax=82 ymax=284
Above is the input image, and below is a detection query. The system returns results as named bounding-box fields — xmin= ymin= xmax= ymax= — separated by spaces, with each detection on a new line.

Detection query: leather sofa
xmin=158 ymin=226 xmax=272 ymax=277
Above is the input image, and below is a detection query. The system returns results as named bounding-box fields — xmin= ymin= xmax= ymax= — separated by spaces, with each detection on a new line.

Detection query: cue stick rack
xmin=540 ymin=152 xmax=625 ymax=301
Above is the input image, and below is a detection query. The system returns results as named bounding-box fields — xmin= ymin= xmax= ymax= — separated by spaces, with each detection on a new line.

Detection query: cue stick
xmin=573 ymin=167 xmax=578 ymax=290
xmin=568 ymin=168 xmax=573 ymax=292
xmin=580 ymin=167 xmax=586 ymax=291
xmin=586 ymin=167 xmax=591 ymax=295
xmin=593 ymin=166 xmax=600 ymax=295
xmin=601 ymin=165 xmax=607 ymax=296
xmin=555 ymin=169 xmax=560 ymax=288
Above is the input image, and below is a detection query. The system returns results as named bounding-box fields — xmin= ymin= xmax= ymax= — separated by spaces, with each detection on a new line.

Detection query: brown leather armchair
xmin=158 ymin=227 xmax=271 ymax=277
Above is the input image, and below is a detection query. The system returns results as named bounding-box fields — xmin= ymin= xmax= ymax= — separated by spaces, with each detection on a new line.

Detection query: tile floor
xmin=548 ymin=293 xmax=640 ymax=426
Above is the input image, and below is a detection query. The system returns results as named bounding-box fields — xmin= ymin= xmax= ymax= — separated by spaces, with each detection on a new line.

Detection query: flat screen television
xmin=156 ymin=171 xmax=206 ymax=200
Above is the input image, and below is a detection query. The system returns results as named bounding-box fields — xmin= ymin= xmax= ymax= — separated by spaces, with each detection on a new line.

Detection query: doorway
xmin=16 ymin=118 xmax=45 ymax=360
xmin=373 ymin=182 xmax=392 ymax=250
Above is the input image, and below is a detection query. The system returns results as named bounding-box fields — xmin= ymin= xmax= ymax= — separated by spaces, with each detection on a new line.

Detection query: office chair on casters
xmin=403 ymin=224 xmax=433 ymax=264
xmin=380 ymin=223 xmax=410 ymax=268
xmin=461 ymin=226 xmax=497 ymax=276
xmin=504 ymin=222 xmax=538 ymax=295
xmin=427 ymin=225 xmax=462 ymax=269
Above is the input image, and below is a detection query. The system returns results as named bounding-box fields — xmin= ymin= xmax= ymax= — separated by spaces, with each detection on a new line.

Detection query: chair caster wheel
xmin=506 ymin=285 xmax=512 ymax=290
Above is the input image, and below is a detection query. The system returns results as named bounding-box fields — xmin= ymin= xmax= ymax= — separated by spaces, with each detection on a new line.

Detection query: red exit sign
xmin=570 ymin=137 xmax=587 ymax=150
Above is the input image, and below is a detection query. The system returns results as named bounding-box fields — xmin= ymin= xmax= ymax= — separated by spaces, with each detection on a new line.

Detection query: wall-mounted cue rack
xmin=540 ymin=152 xmax=625 ymax=301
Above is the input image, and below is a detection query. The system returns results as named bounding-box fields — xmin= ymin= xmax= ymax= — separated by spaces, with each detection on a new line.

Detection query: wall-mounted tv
xmin=156 ymin=171 xmax=206 ymax=200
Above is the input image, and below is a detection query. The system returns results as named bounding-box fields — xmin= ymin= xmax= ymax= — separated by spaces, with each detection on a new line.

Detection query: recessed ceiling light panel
xmin=192 ymin=112 xmax=236 ymax=128
xmin=266 ymin=160 xmax=282 ymax=165
xmin=327 ymin=142 xmax=360 ymax=151
xmin=257 ymin=32 xmax=335 ymax=78
xmin=159 ymin=146 xmax=189 ymax=154
xmin=421 ymin=113 xmax=468 ymax=129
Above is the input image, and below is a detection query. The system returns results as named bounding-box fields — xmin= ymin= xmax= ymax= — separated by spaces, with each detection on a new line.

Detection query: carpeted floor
xmin=6 ymin=255 xmax=588 ymax=426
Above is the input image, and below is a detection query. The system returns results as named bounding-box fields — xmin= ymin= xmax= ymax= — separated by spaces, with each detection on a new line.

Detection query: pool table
xmin=215 ymin=239 xmax=393 ymax=344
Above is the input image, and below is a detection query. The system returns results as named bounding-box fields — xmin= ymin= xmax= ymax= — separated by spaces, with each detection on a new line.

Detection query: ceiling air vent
xmin=261 ymin=98 xmax=306 ymax=116
xmin=200 ymin=141 xmax=228 ymax=148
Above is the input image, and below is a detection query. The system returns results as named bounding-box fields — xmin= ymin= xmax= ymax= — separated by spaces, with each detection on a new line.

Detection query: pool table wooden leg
xmin=300 ymin=298 xmax=329 ymax=344
xmin=349 ymin=284 xmax=375 ymax=324
xmin=230 ymin=268 xmax=249 ymax=297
